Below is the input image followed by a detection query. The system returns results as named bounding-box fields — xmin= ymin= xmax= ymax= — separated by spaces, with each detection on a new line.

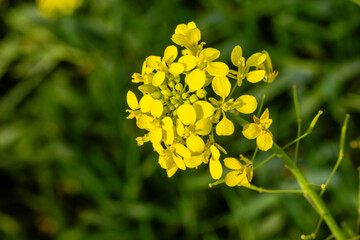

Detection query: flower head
xmin=242 ymin=108 xmax=273 ymax=151
xmin=126 ymin=22 xmax=277 ymax=183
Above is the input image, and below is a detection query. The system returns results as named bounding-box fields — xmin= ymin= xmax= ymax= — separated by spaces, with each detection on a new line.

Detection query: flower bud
xmin=196 ymin=89 xmax=207 ymax=98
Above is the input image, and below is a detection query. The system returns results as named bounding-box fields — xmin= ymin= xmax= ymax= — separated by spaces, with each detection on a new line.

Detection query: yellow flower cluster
xmin=36 ymin=0 xmax=83 ymax=18
xmin=126 ymin=22 xmax=277 ymax=187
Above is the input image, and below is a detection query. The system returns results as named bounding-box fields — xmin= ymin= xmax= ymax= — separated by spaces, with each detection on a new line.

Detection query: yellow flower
xmin=171 ymin=22 xmax=201 ymax=49
xmin=231 ymin=45 xmax=267 ymax=85
xmin=37 ymin=0 xmax=83 ymax=18
xmin=242 ymin=108 xmax=273 ymax=151
xmin=224 ymin=155 xmax=253 ymax=187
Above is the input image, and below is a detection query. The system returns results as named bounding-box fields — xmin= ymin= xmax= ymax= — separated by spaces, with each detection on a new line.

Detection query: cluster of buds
xmin=126 ymin=22 xmax=278 ymax=187
xmin=36 ymin=0 xmax=83 ymax=18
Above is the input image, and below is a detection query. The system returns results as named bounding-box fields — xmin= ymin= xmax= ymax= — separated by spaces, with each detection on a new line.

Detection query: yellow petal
xmin=136 ymin=114 xmax=154 ymax=130
xmin=164 ymin=45 xmax=178 ymax=64
xmin=139 ymin=94 xmax=154 ymax=113
xmin=174 ymin=23 xmax=187 ymax=35
xmin=151 ymin=100 xmax=163 ymax=118
xmin=225 ymin=171 xmax=241 ymax=187
xmin=176 ymin=119 xmax=185 ymax=137
xmin=162 ymin=117 xmax=173 ymax=130
xmin=209 ymin=158 xmax=222 ymax=180
xmin=178 ymin=55 xmax=197 ymax=71
xmin=173 ymin=154 xmax=186 ymax=170
xmin=193 ymin=101 xmax=215 ymax=119
xmin=150 ymin=127 xmax=162 ymax=143
xmin=246 ymin=52 xmax=266 ymax=66
xmin=173 ymin=143 xmax=191 ymax=159
xmin=260 ymin=108 xmax=269 ymax=120
xmin=234 ymin=95 xmax=257 ymax=114
xmin=171 ymin=34 xmax=188 ymax=46
xmin=200 ymin=48 xmax=220 ymax=61
xmin=195 ymin=118 xmax=212 ymax=135
xmin=169 ymin=62 xmax=184 ymax=76
xmin=177 ymin=104 xmax=196 ymax=125
xmin=152 ymin=71 xmax=166 ymax=86
xmin=224 ymin=157 xmax=242 ymax=170
xmin=126 ymin=91 xmax=139 ymax=110
xmin=210 ymin=145 xmax=220 ymax=161
xmin=167 ymin=164 xmax=178 ymax=178
xmin=186 ymin=134 xmax=205 ymax=154
xmin=212 ymin=76 xmax=231 ymax=99
xmin=146 ymin=56 xmax=161 ymax=69
xmin=225 ymin=171 xmax=250 ymax=187
xmin=164 ymin=127 xmax=174 ymax=145
xmin=206 ymin=62 xmax=229 ymax=76
xmin=184 ymin=155 xmax=203 ymax=168
xmin=215 ymin=114 xmax=234 ymax=136
xmin=246 ymin=70 xmax=266 ymax=83
xmin=231 ymin=45 xmax=242 ymax=66
xmin=256 ymin=131 xmax=273 ymax=151
xmin=242 ymin=123 xmax=261 ymax=139
xmin=186 ymin=69 xmax=206 ymax=92
xmin=187 ymin=28 xmax=201 ymax=45
xmin=187 ymin=21 xmax=197 ymax=30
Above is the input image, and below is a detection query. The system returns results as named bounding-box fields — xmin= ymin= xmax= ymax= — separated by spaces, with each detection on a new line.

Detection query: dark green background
xmin=0 ymin=0 xmax=359 ymax=239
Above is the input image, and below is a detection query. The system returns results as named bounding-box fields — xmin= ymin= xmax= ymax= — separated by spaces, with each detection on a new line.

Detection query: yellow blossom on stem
xmin=224 ymin=155 xmax=253 ymax=187
xmin=242 ymin=108 xmax=273 ymax=151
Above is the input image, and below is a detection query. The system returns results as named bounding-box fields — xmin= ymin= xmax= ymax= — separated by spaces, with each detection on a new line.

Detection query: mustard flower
xmin=224 ymin=155 xmax=253 ymax=187
xmin=242 ymin=108 xmax=273 ymax=151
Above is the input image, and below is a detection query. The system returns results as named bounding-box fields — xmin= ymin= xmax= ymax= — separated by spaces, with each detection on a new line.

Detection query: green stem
xmin=257 ymin=81 xmax=270 ymax=117
xmin=245 ymin=184 xmax=303 ymax=194
xmin=230 ymin=112 xmax=347 ymax=240
xmin=272 ymin=143 xmax=346 ymax=240
xmin=292 ymin=86 xmax=302 ymax=164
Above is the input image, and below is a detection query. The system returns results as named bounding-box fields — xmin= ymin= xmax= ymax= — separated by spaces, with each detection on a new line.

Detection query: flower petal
xmin=184 ymin=155 xmax=203 ymax=168
xmin=177 ymin=104 xmax=196 ymax=125
xmin=231 ymin=45 xmax=243 ymax=67
xmin=200 ymin=48 xmax=220 ymax=61
xmin=126 ymin=91 xmax=139 ymax=110
xmin=225 ymin=171 xmax=242 ymax=187
xmin=186 ymin=134 xmax=205 ymax=154
xmin=178 ymin=55 xmax=198 ymax=71
xmin=169 ymin=62 xmax=185 ymax=76
xmin=186 ymin=69 xmax=206 ymax=92
xmin=210 ymin=145 xmax=220 ymax=161
xmin=212 ymin=76 xmax=231 ymax=99
xmin=152 ymin=71 xmax=166 ymax=86
xmin=246 ymin=52 xmax=266 ymax=66
xmin=172 ymin=154 xmax=186 ymax=170
xmin=242 ymin=123 xmax=261 ymax=139
xmin=173 ymin=143 xmax=191 ymax=159
xmin=215 ymin=114 xmax=234 ymax=136
xmin=151 ymin=100 xmax=163 ymax=118
xmin=256 ymin=131 xmax=273 ymax=151
xmin=209 ymin=158 xmax=222 ymax=180
xmin=224 ymin=157 xmax=242 ymax=170
xmin=206 ymin=62 xmax=229 ymax=76
xmin=195 ymin=118 xmax=212 ymax=135
xmin=234 ymin=95 xmax=257 ymax=114
xmin=164 ymin=45 xmax=178 ymax=64
xmin=246 ymin=70 xmax=266 ymax=83
xmin=193 ymin=100 xmax=215 ymax=119
xmin=139 ymin=94 xmax=154 ymax=113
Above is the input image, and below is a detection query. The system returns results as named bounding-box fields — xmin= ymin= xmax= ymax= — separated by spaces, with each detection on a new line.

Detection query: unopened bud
xmin=309 ymin=110 xmax=323 ymax=132
xmin=190 ymin=94 xmax=198 ymax=103
xmin=175 ymin=83 xmax=183 ymax=91
xmin=196 ymin=89 xmax=207 ymax=99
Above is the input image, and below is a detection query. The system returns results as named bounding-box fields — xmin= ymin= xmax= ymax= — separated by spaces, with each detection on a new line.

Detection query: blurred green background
xmin=0 ymin=0 xmax=360 ymax=239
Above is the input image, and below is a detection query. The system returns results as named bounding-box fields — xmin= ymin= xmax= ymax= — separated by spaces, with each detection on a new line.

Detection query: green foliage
xmin=0 ymin=0 xmax=359 ymax=239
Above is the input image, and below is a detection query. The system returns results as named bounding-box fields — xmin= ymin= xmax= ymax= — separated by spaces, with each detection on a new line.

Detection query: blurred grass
xmin=0 ymin=0 xmax=359 ymax=239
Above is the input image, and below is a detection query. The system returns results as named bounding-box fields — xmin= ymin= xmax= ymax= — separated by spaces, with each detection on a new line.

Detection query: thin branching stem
xmin=245 ymin=184 xmax=303 ymax=194
xmin=229 ymin=112 xmax=347 ymax=240
xmin=292 ymin=85 xmax=302 ymax=164
xmin=257 ymin=81 xmax=270 ymax=117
